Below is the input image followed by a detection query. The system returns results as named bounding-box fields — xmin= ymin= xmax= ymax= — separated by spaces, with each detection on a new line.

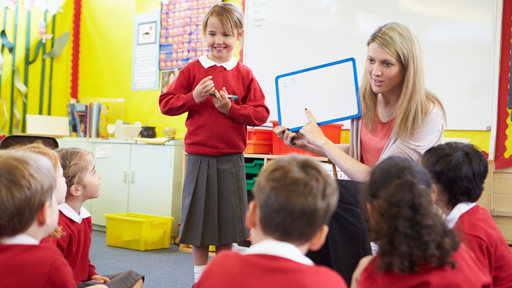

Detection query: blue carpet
xmin=89 ymin=231 xmax=195 ymax=288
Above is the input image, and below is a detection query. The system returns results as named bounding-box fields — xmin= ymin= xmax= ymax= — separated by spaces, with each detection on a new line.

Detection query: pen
xmin=209 ymin=92 xmax=238 ymax=100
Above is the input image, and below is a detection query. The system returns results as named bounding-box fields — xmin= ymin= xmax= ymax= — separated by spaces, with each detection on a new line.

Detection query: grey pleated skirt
xmin=180 ymin=153 xmax=250 ymax=246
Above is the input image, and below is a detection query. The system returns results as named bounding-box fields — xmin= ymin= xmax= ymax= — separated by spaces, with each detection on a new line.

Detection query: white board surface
xmin=244 ymin=0 xmax=496 ymax=130
xmin=276 ymin=58 xmax=360 ymax=131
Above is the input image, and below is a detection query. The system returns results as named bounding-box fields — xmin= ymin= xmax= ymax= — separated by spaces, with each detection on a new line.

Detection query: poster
xmin=132 ymin=12 xmax=161 ymax=91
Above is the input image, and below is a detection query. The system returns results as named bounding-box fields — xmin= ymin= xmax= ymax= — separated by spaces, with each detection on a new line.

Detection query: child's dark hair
xmin=422 ymin=142 xmax=487 ymax=208
xmin=252 ymin=155 xmax=338 ymax=245
xmin=0 ymin=151 xmax=56 ymax=238
xmin=364 ymin=156 xmax=459 ymax=274
xmin=202 ymin=2 xmax=244 ymax=37
xmin=56 ymin=148 xmax=92 ymax=195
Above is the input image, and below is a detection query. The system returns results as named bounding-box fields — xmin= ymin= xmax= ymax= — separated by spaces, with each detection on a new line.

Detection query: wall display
xmin=159 ymin=0 xmax=221 ymax=70
xmin=131 ymin=12 xmax=160 ymax=91
xmin=244 ymin=0 xmax=496 ymax=131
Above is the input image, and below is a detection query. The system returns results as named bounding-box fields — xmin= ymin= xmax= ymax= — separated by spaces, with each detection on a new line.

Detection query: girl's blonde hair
xmin=56 ymin=148 xmax=92 ymax=198
xmin=202 ymin=2 xmax=244 ymax=38
xmin=360 ymin=22 xmax=446 ymax=140
xmin=10 ymin=142 xmax=64 ymax=238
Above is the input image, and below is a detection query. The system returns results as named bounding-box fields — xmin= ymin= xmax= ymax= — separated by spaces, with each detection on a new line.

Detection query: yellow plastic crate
xmin=103 ymin=213 xmax=174 ymax=251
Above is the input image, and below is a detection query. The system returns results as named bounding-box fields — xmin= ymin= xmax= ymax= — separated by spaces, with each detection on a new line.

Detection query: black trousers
xmin=307 ymin=179 xmax=372 ymax=286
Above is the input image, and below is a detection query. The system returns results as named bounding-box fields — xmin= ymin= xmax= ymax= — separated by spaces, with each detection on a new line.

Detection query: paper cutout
xmin=14 ymin=66 xmax=27 ymax=95
xmin=37 ymin=20 xmax=52 ymax=43
xmin=43 ymin=30 xmax=68 ymax=58
xmin=0 ymin=30 xmax=14 ymax=53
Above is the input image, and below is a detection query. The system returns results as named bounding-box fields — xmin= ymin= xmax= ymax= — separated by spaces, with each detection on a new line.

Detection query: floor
xmin=89 ymin=230 xmax=195 ymax=288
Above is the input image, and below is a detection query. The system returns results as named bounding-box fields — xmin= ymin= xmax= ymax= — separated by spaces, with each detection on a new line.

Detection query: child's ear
xmin=236 ymin=29 xmax=244 ymax=41
xmin=69 ymin=184 xmax=82 ymax=197
xmin=308 ymin=225 xmax=329 ymax=252
xmin=245 ymin=201 xmax=257 ymax=229
xmin=36 ymin=201 xmax=50 ymax=226
xmin=430 ymin=184 xmax=439 ymax=206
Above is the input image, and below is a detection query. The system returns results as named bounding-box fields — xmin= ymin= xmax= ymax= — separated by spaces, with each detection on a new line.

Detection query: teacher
xmin=274 ymin=22 xmax=445 ymax=285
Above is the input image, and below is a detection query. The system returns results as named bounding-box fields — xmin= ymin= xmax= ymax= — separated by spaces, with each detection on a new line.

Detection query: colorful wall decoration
xmin=495 ymin=0 xmax=512 ymax=169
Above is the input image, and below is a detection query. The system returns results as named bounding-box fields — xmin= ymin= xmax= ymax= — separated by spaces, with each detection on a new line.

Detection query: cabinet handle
xmin=131 ymin=171 xmax=135 ymax=183
xmin=123 ymin=171 xmax=127 ymax=183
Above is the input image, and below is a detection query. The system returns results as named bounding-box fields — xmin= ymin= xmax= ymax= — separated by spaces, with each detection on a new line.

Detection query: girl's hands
xmin=90 ymin=275 xmax=110 ymax=283
xmin=300 ymin=109 xmax=329 ymax=148
xmin=273 ymin=125 xmax=309 ymax=148
xmin=212 ymin=87 xmax=232 ymax=114
xmin=193 ymin=76 xmax=215 ymax=104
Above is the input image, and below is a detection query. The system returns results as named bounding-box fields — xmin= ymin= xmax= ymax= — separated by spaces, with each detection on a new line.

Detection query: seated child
xmin=10 ymin=142 xmax=68 ymax=237
xmin=355 ymin=156 xmax=490 ymax=288
xmin=422 ymin=142 xmax=512 ymax=287
xmin=41 ymin=148 xmax=144 ymax=288
xmin=196 ymin=155 xmax=347 ymax=288
xmin=0 ymin=151 xmax=106 ymax=288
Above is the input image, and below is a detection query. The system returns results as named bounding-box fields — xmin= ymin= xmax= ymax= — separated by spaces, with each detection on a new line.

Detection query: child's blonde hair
xmin=253 ymin=155 xmax=338 ymax=245
xmin=10 ymin=142 xmax=64 ymax=238
xmin=360 ymin=22 xmax=445 ymax=140
xmin=0 ymin=151 xmax=56 ymax=238
xmin=202 ymin=2 xmax=244 ymax=37
xmin=56 ymin=148 xmax=92 ymax=197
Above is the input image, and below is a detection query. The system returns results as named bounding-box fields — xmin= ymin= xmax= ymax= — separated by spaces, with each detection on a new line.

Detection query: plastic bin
xmin=270 ymin=121 xmax=344 ymax=157
xmin=244 ymin=128 xmax=272 ymax=154
xmin=246 ymin=177 xmax=258 ymax=190
xmin=245 ymin=160 xmax=264 ymax=174
xmin=103 ymin=213 xmax=174 ymax=251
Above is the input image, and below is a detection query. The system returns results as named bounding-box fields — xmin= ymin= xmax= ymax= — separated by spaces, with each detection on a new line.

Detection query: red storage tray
xmin=270 ymin=121 xmax=343 ymax=157
xmin=244 ymin=128 xmax=273 ymax=154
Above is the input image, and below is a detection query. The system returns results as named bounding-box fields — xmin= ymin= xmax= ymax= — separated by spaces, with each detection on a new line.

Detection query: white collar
xmin=444 ymin=202 xmax=476 ymax=229
xmin=59 ymin=203 xmax=91 ymax=224
xmin=243 ymin=239 xmax=314 ymax=266
xmin=0 ymin=234 xmax=39 ymax=245
xmin=199 ymin=54 xmax=238 ymax=71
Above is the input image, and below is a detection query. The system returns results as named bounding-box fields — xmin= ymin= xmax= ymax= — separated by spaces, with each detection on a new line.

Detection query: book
xmin=73 ymin=104 xmax=87 ymax=137
xmin=67 ymin=103 xmax=78 ymax=137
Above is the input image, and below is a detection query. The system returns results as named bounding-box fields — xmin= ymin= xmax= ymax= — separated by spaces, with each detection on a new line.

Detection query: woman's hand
xmin=273 ymin=125 xmax=308 ymax=148
xmin=90 ymin=275 xmax=110 ymax=283
xmin=193 ymin=76 xmax=215 ymax=104
xmin=300 ymin=109 xmax=329 ymax=148
xmin=212 ymin=87 xmax=232 ymax=114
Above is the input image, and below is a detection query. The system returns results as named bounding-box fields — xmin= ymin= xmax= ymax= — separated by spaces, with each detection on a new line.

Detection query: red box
xmin=244 ymin=128 xmax=273 ymax=154
xmin=270 ymin=121 xmax=343 ymax=157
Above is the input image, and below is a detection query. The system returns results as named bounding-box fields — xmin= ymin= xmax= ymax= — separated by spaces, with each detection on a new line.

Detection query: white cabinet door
xmin=88 ymin=143 xmax=130 ymax=226
xmin=128 ymin=145 xmax=183 ymax=236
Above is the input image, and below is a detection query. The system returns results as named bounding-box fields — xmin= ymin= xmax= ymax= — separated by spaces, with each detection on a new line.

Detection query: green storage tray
xmin=246 ymin=177 xmax=258 ymax=190
xmin=245 ymin=160 xmax=264 ymax=174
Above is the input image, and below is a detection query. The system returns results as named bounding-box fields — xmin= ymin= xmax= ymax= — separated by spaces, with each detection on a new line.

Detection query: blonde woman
xmin=274 ymin=22 xmax=445 ymax=285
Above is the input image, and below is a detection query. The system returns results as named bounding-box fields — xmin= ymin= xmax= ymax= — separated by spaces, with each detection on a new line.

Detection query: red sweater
xmin=41 ymin=211 xmax=97 ymax=284
xmin=159 ymin=59 xmax=270 ymax=156
xmin=358 ymin=244 xmax=490 ymax=288
xmin=454 ymin=204 xmax=512 ymax=288
xmin=0 ymin=244 xmax=76 ymax=288
xmin=195 ymin=251 xmax=347 ymax=288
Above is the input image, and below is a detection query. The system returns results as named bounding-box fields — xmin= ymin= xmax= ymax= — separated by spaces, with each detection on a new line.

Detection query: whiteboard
xmin=276 ymin=58 xmax=361 ymax=131
xmin=244 ymin=0 xmax=496 ymax=130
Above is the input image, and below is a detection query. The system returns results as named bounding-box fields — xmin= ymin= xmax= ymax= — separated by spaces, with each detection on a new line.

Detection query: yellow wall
xmin=0 ymin=2 xmax=73 ymax=135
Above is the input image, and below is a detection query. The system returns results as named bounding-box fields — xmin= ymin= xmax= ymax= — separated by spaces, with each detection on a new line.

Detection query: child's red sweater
xmin=159 ymin=58 xmax=270 ymax=156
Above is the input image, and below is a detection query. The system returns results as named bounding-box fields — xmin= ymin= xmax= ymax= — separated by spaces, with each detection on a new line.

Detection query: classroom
xmin=0 ymin=0 xmax=512 ymax=287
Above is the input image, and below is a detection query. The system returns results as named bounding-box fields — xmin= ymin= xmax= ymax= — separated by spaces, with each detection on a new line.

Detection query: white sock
xmin=194 ymin=264 xmax=207 ymax=283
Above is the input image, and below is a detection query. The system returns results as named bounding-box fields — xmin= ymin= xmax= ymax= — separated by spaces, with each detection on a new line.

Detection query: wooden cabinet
xmin=57 ymin=138 xmax=184 ymax=236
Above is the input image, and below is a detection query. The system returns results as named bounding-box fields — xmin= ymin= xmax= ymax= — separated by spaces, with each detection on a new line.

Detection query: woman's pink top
xmin=360 ymin=115 xmax=395 ymax=167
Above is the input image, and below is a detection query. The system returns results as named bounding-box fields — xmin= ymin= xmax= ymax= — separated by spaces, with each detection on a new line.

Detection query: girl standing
xmin=159 ymin=2 xmax=270 ymax=282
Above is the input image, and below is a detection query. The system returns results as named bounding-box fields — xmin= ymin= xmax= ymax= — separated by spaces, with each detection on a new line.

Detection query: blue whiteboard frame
xmin=275 ymin=58 xmax=361 ymax=132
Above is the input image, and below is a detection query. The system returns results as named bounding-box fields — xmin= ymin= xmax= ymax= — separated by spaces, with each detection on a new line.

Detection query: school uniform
xmin=195 ymin=239 xmax=347 ymax=288
xmin=41 ymin=204 xmax=144 ymax=288
xmin=159 ymin=55 xmax=270 ymax=246
xmin=0 ymin=234 xmax=77 ymax=288
xmin=357 ymin=244 xmax=491 ymax=288
xmin=446 ymin=203 xmax=512 ymax=288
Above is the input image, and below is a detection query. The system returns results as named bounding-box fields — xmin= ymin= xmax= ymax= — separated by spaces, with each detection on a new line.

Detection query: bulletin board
xmin=244 ymin=0 xmax=497 ymax=131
